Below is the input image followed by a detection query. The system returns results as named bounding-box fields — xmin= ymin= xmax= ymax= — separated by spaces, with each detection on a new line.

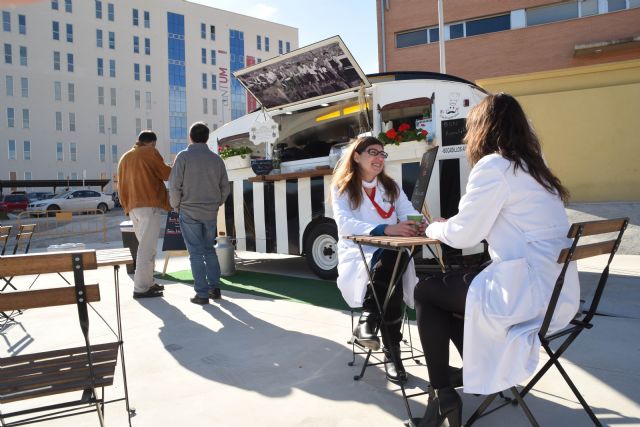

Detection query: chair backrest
xmin=0 ymin=225 xmax=11 ymax=256
xmin=539 ymin=217 xmax=629 ymax=338
xmin=410 ymin=145 xmax=439 ymax=212
xmin=12 ymin=223 xmax=36 ymax=255
xmin=0 ymin=249 xmax=97 ymax=277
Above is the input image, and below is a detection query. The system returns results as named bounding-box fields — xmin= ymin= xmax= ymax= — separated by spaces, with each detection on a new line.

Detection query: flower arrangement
xmin=218 ymin=145 xmax=252 ymax=160
xmin=378 ymin=122 xmax=428 ymax=145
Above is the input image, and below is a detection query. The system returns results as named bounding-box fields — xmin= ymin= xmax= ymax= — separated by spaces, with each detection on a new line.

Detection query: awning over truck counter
xmin=379 ymin=96 xmax=433 ymax=122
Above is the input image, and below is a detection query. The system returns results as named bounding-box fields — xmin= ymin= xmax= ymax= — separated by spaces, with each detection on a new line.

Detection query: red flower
xmin=421 ymin=130 xmax=427 ymax=136
xmin=398 ymin=123 xmax=411 ymax=132
xmin=386 ymin=129 xmax=398 ymax=139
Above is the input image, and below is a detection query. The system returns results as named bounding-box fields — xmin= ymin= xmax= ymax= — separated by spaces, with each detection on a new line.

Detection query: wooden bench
xmin=0 ymin=250 xmax=130 ymax=427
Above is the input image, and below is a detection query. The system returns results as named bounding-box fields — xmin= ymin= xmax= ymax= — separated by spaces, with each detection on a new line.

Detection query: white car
xmin=28 ymin=190 xmax=115 ymax=214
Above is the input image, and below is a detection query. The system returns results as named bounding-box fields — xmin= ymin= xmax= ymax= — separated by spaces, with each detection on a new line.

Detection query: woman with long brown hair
xmin=411 ymin=93 xmax=579 ymax=427
xmin=331 ymin=136 xmax=425 ymax=383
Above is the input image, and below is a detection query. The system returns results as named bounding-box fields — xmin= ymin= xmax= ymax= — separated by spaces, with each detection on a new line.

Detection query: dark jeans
xmin=179 ymin=213 xmax=221 ymax=298
xmin=363 ymin=249 xmax=410 ymax=349
xmin=414 ymin=269 xmax=480 ymax=388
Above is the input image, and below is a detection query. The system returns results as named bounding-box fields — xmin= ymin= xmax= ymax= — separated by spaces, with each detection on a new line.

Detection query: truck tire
xmin=304 ymin=222 xmax=338 ymax=280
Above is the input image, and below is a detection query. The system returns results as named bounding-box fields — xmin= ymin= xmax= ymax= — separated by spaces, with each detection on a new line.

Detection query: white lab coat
xmin=332 ymin=182 xmax=420 ymax=309
xmin=426 ymin=154 xmax=580 ymax=395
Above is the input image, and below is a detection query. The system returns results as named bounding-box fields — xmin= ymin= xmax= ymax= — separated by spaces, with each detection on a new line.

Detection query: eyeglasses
xmin=364 ymin=148 xmax=388 ymax=159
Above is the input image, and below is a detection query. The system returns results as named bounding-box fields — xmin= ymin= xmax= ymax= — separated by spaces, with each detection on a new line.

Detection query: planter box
xmin=224 ymin=155 xmax=251 ymax=170
xmin=281 ymin=156 xmax=330 ymax=174
xmin=384 ymin=140 xmax=429 ymax=162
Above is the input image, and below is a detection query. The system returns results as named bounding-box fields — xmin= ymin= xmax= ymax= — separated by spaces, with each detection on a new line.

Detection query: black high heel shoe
xmin=411 ymin=386 xmax=462 ymax=427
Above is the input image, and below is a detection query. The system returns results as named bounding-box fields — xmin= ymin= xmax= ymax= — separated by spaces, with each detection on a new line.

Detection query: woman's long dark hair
xmin=465 ymin=93 xmax=570 ymax=202
xmin=331 ymin=136 xmax=399 ymax=209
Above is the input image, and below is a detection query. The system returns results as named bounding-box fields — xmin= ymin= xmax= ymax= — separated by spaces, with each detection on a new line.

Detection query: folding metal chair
xmin=466 ymin=217 xmax=629 ymax=427
xmin=1 ymin=224 xmax=36 ymax=329
xmin=0 ymin=225 xmax=12 ymax=255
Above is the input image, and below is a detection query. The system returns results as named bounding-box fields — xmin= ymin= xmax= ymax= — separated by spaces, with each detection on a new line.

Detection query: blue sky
xmin=192 ymin=0 xmax=380 ymax=74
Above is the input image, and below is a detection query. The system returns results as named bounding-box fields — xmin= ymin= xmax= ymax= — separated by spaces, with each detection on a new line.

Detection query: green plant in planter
xmin=219 ymin=145 xmax=253 ymax=160
xmin=378 ymin=122 xmax=428 ymax=145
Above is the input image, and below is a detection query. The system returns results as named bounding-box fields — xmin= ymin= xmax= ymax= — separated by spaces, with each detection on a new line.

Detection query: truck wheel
xmin=304 ymin=222 xmax=338 ymax=280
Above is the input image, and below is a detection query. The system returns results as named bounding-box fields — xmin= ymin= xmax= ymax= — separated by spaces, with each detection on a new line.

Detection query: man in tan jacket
xmin=117 ymin=131 xmax=171 ymax=298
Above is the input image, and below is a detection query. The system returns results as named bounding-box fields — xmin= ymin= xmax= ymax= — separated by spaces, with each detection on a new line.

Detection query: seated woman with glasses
xmin=330 ymin=136 xmax=426 ymax=383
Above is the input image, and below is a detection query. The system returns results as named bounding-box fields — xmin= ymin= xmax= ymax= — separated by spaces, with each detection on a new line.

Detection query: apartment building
xmin=377 ymin=0 xmax=640 ymax=81
xmin=0 ymin=0 xmax=298 ymax=190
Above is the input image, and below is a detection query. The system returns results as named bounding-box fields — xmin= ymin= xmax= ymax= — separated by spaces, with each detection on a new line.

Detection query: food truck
xmin=209 ymin=36 xmax=487 ymax=279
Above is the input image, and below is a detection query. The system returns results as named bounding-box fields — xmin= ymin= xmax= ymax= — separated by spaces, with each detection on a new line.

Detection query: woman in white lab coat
xmin=331 ymin=136 xmax=425 ymax=383
xmin=412 ymin=93 xmax=579 ymax=427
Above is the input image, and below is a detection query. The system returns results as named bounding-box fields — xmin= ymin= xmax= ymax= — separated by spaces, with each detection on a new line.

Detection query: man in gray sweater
xmin=169 ymin=122 xmax=230 ymax=305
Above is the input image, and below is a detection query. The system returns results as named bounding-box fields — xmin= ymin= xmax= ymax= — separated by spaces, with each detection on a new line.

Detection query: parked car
xmin=27 ymin=190 xmax=115 ymax=215
xmin=0 ymin=194 xmax=29 ymax=212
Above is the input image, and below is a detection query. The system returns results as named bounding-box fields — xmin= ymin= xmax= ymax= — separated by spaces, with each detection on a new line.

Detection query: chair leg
xmin=550 ymin=358 xmax=603 ymax=427
xmin=465 ymin=393 xmax=498 ymax=427
xmin=510 ymin=387 xmax=540 ymax=427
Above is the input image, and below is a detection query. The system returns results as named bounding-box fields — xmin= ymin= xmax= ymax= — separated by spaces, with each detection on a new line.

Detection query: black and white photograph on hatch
xmin=234 ymin=36 xmax=369 ymax=110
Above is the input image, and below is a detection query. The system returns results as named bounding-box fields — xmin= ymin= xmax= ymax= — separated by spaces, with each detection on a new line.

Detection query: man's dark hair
xmin=189 ymin=122 xmax=210 ymax=143
xmin=138 ymin=130 xmax=157 ymax=144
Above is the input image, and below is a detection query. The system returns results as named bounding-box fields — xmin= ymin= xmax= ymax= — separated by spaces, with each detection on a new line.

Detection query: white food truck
xmin=209 ymin=36 xmax=487 ymax=279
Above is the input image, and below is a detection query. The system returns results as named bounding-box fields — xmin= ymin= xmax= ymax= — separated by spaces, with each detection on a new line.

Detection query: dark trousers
xmin=414 ymin=269 xmax=479 ymax=388
xmin=363 ymin=249 xmax=410 ymax=349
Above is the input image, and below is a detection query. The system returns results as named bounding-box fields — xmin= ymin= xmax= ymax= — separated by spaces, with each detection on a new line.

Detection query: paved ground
xmin=1 ymin=203 xmax=638 ymax=426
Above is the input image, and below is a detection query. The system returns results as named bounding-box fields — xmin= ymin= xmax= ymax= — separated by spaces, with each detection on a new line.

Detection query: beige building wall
xmin=477 ymin=59 xmax=640 ymax=202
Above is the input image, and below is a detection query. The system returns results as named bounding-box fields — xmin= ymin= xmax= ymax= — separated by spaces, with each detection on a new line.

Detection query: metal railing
xmin=17 ymin=209 xmax=107 ymax=243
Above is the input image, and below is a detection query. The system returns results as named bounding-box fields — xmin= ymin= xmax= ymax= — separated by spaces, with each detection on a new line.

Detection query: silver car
xmin=28 ymin=190 xmax=115 ymax=215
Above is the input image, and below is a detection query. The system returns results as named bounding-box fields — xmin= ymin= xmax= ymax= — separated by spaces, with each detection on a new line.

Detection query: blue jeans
xmin=179 ymin=213 xmax=221 ymax=298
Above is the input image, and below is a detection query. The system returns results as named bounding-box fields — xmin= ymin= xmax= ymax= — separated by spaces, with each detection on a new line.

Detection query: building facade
xmin=377 ymin=0 xmax=640 ymax=81
xmin=0 ymin=0 xmax=298 ymax=191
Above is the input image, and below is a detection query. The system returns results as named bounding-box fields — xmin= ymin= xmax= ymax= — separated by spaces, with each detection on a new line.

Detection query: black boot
xmin=384 ymin=345 xmax=407 ymax=383
xmin=353 ymin=311 xmax=380 ymax=351
xmin=411 ymin=386 xmax=462 ymax=427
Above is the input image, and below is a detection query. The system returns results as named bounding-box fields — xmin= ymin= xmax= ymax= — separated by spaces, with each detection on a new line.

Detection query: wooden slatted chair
xmin=465 ymin=217 xmax=629 ymax=427
xmin=0 ymin=250 xmax=129 ymax=427
xmin=0 ymin=226 xmax=11 ymax=256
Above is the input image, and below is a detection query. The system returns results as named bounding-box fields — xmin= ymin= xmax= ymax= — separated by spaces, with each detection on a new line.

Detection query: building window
xmin=144 ymin=11 xmax=150 ymax=28
xmin=108 ymin=31 xmax=115 ymax=49
xmin=54 ymin=81 xmax=62 ymax=100
xmin=133 ymin=36 xmax=139 ymax=53
xmin=8 ymin=140 xmax=16 ymax=160
xmin=145 ymin=91 xmax=151 ymax=109
xmin=22 ymin=109 xmax=29 ymax=128
xmin=146 ymin=118 xmax=152 ymax=129
xmin=20 ymin=77 xmax=28 ymax=97
xmin=145 ymin=65 xmax=151 ymax=82
xmin=67 ymin=53 xmax=74 ymax=72
xmin=18 ymin=14 xmax=26 ymax=35
xmin=110 ymin=115 xmax=117 ymax=134
xmin=210 ymin=25 xmax=215 ymax=40
xmin=56 ymin=142 xmax=63 ymax=161
xmin=202 ymin=98 xmax=208 ymax=114
xmin=5 ymin=75 xmax=12 ymax=96
xmin=265 ymin=36 xmax=269 ymax=51
xmin=95 ymin=0 xmax=102 ymax=19
xmin=132 ymin=8 xmax=139 ymax=26
xmin=66 ymin=23 xmax=73 ymax=42
xmin=53 ymin=51 xmax=60 ymax=70
xmin=134 ymin=63 xmax=140 ymax=80
xmin=144 ymin=37 xmax=150 ymax=55
xmin=210 ymin=49 xmax=216 ymax=65
xmin=68 ymin=82 xmax=75 ymax=102
xmin=51 ymin=0 xmax=59 ymax=10
xmin=581 ymin=0 xmax=599 ymax=16
xmin=98 ymin=86 xmax=104 ymax=104
xmin=69 ymin=112 xmax=76 ymax=131
xmin=202 ymin=73 xmax=207 ymax=89
xmin=200 ymin=22 xmax=206 ymax=39
xmin=135 ymin=118 xmax=141 ymax=134
xmin=19 ymin=46 xmax=27 ymax=66
xmin=527 ymin=2 xmax=578 ymax=26
xmin=64 ymin=0 xmax=72 ymax=13
xmin=211 ymin=74 xmax=217 ymax=90
xmin=4 ymin=43 xmax=12 ymax=64
xmin=134 ymin=90 xmax=140 ymax=108
xmin=69 ymin=142 xmax=77 ymax=161
xmin=24 ymin=171 xmax=32 ymax=180
xmin=278 ymin=39 xmax=283 ymax=54
xmin=2 ymin=11 xmax=10 ymax=32
xmin=201 ymin=48 xmax=206 ymax=64
xmin=23 ymin=140 xmax=30 ymax=160
xmin=97 ymin=57 xmax=104 ymax=76
xmin=71 ymin=172 xmax=77 ymax=180
xmin=608 ymin=0 xmax=627 ymax=12
xmin=7 ymin=107 xmax=15 ymax=127
xmin=286 ymin=41 xmax=291 ymax=52
xmin=52 ymin=21 xmax=60 ymax=40
xmin=466 ymin=14 xmax=510 ymax=37
xmin=111 ymin=145 xmax=118 ymax=162
xmin=107 ymin=3 xmax=114 ymax=21
xmin=109 ymin=59 xmax=115 ymax=77
xmin=257 ymin=35 xmax=261 ymax=50
xmin=99 ymin=144 xmax=106 ymax=162
xmin=396 ymin=28 xmax=429 ymax=48
xmin=55 ymin=111 xmax=63 ymax=130
xmin=96 ymin=29 xmax=103 ymax=47
xmin=212 ymin=98 xmax=217 ymax=115
xmin=110 ymin=87 xmax=116 ymax=106
xmin=98 ymin=114 xmax=105 ymax=133
xmin=449 ymin=22 xmax=464 ymax=39
xmin=57 ymin=171 xmax=64 ymax=180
